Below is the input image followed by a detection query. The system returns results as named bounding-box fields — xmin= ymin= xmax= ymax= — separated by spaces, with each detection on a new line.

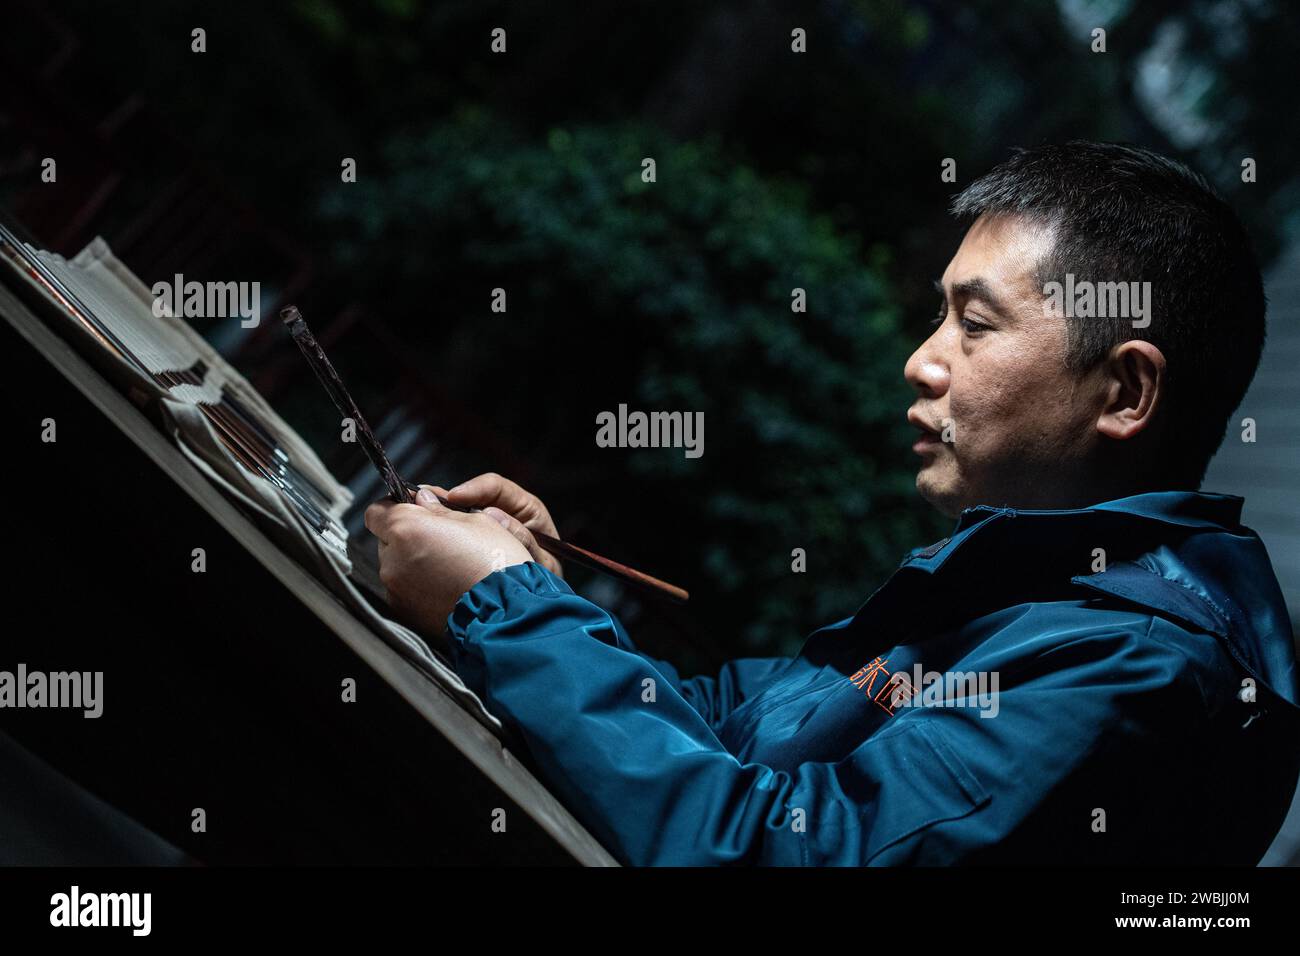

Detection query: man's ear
xmin=1096 ymin=339 xmax=1166 ymax=441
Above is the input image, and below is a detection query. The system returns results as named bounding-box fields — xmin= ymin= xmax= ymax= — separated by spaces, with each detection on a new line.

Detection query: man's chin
xmin=915 ymin=468 xmax=964 ymax=520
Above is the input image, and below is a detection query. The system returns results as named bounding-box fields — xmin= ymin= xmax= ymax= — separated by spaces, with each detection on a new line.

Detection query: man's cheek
xmin=950 ymin=384 xmax=1020 ymax=461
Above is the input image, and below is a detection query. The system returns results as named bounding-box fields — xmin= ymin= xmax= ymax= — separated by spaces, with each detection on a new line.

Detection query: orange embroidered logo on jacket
xmin=849 ymin=656 xmax=917 ymax=716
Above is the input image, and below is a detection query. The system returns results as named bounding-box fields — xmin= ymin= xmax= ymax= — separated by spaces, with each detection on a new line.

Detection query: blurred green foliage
xmin=321 ymin=109 xmax=944 ymax=654
xmin=14 ymin=0 xmax=1300 ymax=663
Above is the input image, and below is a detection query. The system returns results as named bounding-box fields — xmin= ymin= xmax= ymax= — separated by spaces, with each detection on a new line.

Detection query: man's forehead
xmin=940 ymin=212 xmax=1056 ymax=306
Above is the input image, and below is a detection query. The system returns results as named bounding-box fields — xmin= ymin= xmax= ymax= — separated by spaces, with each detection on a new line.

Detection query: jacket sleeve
xmin=599 ymin=612 xmax=792 ymax=733
xmin=445 ymin=562 xmax=1204 ymax=865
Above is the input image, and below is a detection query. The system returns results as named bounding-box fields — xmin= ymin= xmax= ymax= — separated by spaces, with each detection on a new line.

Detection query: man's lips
xmin=907 ymin=409 xmax=944 ymax=453
xmin=912 ymin=432 xmax=943 ymax=453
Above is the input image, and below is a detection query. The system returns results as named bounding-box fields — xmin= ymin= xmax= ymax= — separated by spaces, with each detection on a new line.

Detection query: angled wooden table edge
xmin=0 ymin=283 xmax=619 ymax=867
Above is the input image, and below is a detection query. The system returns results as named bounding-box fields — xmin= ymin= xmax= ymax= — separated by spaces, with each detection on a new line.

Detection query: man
xmin=367 ymin=142 xmax=1300 ymax=865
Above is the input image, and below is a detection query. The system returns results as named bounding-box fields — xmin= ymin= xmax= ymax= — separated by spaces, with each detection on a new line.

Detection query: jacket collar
xmin=912 ymin=491 xmax=1246 ymax=568
xmin=884 ymin=490 xmax=1298 ymax=716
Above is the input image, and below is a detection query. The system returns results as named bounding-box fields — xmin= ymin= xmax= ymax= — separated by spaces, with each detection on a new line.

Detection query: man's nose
xmin=904 ymin=334 xmax=950 ymax=397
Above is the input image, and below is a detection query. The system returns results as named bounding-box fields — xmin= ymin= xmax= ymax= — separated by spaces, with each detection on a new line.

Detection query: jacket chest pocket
xmin=725 ymin=675 xmax=879 ymax=768
xmin=723 ymin=666 xmax=848 ymax=738
xmin=851 ymin=719 xmax=993 ymax=864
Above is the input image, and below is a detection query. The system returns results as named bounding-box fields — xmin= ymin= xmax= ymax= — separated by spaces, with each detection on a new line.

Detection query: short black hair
xmin=951 ymin=141 xmax=1266 ymax=488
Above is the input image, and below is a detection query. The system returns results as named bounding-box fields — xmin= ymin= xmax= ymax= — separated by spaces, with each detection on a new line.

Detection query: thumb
xmin=414 ymin=485 xmax=451 ymax=514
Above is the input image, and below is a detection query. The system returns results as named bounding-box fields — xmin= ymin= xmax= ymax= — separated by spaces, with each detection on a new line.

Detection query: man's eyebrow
xmin=932 ymin=276 xmax=1011 ymax=316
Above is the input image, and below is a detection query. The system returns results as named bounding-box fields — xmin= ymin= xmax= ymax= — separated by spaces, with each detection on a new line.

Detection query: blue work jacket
xmin=446 ymin=491 xmax=1300 ymax=865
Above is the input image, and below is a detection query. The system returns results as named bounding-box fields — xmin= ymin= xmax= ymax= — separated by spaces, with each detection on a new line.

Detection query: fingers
xmin=366 ymin=494 xmax=446 ymax=544
xmin=401 ymin=476 xmax=559 ymax=574
xmin=445 ymin=472 xmax=531 ymax=514
xmin=413 ymin=486 xmax=452 ymax=515
xmin=444 ymin=472 xmax=557 ymax=536
xmin=483 ymin=505 xmax=533 ymax=550
xmin=364 ymin=499 xmax=398 ymax=543
xmin=483 ymin=506 xmax=563 ymax=577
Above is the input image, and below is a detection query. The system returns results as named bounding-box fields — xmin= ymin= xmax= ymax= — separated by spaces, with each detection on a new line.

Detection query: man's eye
xmin=959 ymin=316 xmax=989 ymax=334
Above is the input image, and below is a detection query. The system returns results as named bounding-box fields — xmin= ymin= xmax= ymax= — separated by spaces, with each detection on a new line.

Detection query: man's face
xmin=905 ymin=213 xmax=1107 ymax=518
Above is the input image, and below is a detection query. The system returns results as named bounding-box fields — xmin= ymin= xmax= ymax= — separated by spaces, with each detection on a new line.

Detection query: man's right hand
xmin=440 ymin=472 xmax=565 ymax=578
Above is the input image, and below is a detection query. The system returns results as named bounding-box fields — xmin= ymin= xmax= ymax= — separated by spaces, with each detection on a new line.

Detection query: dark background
xmin=3 ymin=0 xmax=1297 ymax=677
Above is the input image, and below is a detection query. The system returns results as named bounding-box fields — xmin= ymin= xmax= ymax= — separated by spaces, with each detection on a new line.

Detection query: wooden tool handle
xmin=425 ymin=488 xmax=689 ymax=603
xmin=532 ymin=531 xmax=690 ymax=604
